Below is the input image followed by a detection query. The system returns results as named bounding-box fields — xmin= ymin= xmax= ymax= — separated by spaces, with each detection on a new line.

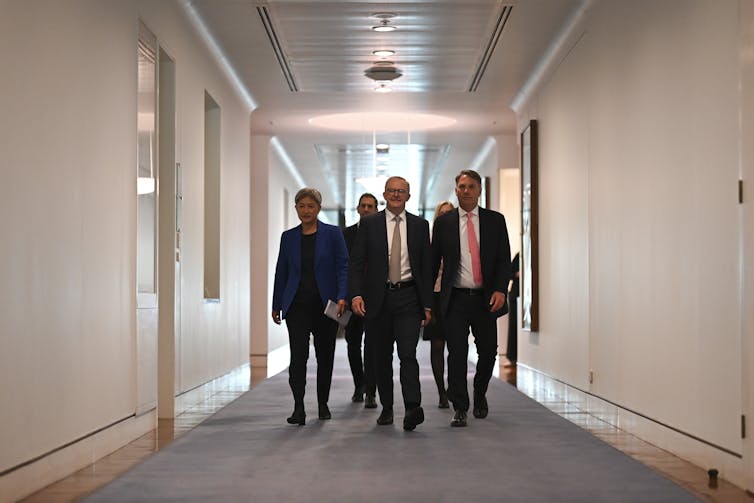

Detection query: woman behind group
xmin=424 ymin=200 xmax=455 ymax=408
xmin=272 ymin=188 xmax=349 ymax=425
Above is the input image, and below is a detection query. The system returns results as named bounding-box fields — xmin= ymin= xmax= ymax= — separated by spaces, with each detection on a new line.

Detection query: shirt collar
xmin=386 ymin=209 xmax=407 ymax=221
xmin=459 ymin=206 xmax=478 ymax=218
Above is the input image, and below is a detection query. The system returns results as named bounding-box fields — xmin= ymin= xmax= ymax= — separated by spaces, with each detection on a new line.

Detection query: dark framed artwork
xmin=521 ymin=120 xmax=538 ymax=331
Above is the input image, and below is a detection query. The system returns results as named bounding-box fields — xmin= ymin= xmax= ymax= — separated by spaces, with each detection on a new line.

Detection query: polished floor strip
xmin=19 ymin=351 xmax=752 ymax=503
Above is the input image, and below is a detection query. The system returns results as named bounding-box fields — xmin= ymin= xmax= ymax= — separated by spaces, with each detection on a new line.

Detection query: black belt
xmin=453 ymin=287 xmax=484 ymax=296
xmin=387 ymin=279 xmax=416 ymax=290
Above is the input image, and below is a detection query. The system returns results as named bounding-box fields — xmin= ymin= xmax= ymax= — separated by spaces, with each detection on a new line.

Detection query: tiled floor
xmin=19 ymin=362 xmax=753 ymax=502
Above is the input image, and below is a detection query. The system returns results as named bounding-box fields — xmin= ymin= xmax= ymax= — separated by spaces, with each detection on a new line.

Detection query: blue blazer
xmin=272 ymin=220 xmax=349 ymax=319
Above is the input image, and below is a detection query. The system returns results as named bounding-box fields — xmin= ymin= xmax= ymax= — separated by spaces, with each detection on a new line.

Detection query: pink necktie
xmin=467 ymin=212 xmax=483 ymax=286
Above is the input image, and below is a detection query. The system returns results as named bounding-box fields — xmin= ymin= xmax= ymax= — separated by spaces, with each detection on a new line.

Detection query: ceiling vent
xmin=364 ymin=61 xmax=402 ymax=81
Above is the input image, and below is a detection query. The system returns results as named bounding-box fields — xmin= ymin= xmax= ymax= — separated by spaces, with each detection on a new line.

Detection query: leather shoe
xmin=287 ymin=408 xmax=306 ymax=426
xmin=318 ymin=404 xmax=331 ymax=420
xmin=376 ymin=408 xmax=394 ymax=425
xmin=438 ymin=391 xmax=450 ymax=409
xmin=351 ymin=386 xmax=365 ymax=403
xmin=403 ymin=406 xmax=424 ymax=431
xmin=473 ymin=392 xmax=488 ymax=419
xmin=451 ymin=410 xmax=467 ymax=427
xmin=364 ymin=393 xmax=378 ymax=409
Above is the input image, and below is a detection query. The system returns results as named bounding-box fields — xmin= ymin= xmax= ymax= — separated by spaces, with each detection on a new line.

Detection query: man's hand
xmin=489 ymin=291 xmax=506 ymax=312
xmin=421 ymin=309 xmax=432 ymax=327
xmin=271 ymin=310 xmax=281 ymax=325
xmin=337 ymin=299 xmax=347 ymax=317
xmin=352 ymin=296 xmax=366 ymax=317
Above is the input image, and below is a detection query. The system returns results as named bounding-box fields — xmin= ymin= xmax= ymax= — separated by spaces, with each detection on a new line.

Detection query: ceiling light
xmin=376 ymin=143 xmax=389 ymax=150
xmin=372 ymin=49 xmax=395 ymax=58
xmin=371 ymin=12 xmax=397 ymax=32
xmin=309 ymin=112 xmax=457 ymax=132
xmin=376 ymin=164 xmax=389 ymax=171
xmin=374 ymin=83 xmax=392 ymax=93
xmin=364 ymin=61 xmax=402 ymax=81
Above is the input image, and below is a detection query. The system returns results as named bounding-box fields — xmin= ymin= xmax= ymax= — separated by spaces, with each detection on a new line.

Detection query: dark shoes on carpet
xmin=318 ymin=404 xmax=332 ymax=420
xmin=351 ymin=386 xmax=365 ymax=403
xmin=364 ymin=393 xmax=378 ymax=409
xmin=403 ymin=406 xmax=424 ymax=431
xmin=473 ymin=392 xmax=489 ymax=419
xmin=438 ymin=391 xmax=450 ymax=409
xmin=451 ymin=410 xmax=467 ymax=427
xmin=287 ymin=408 xmax=306 ymax=426
xmin=376 ymin=408 xmax=394 ymax=425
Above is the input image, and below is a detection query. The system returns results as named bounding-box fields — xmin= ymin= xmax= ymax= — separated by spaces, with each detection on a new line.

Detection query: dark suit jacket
xmin=348 ymin=210 xmax=432 ymax=320
xmin=272 ymin=220 xmax=349 ymax=319
xmin=431 ymin=207 xmax=511 ymax=318
xmin=343 ymin=223 xmax=358 ymax=253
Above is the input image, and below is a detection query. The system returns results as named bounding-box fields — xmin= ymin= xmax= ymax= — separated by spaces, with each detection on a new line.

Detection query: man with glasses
xmin=349 ymin=176 xmax=433 ymax=431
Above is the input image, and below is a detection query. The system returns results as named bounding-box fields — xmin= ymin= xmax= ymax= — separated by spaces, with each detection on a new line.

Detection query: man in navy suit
xmin=342 ymin=193 xmax=378 ymax=407
xmin=349 ymin=177 xmax=433 ymax=431
xmin=431 ymin=170 xmax=511 ymax=427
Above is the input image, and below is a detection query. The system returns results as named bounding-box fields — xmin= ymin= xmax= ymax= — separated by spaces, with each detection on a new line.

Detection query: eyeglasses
xmin=385 ymin=188 xmax=408 ymax=195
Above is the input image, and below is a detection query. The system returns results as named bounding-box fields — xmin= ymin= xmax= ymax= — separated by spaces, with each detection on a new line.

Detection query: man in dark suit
xmin=349 ymin=176 xmax=433 ymax=431
xmin=431 ymin=169 xmax=511 ymax=427
xmin=342 ymin=192 xmax=378 ymax=407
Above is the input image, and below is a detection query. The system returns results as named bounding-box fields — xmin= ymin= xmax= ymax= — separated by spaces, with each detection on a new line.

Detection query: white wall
xmin=517 ymin=0 xmax=746 ymax=481
xmin=0 ymin=0 xmax=251 ymax=496
xmin=249 ymin=136 xmax=302 ymax=376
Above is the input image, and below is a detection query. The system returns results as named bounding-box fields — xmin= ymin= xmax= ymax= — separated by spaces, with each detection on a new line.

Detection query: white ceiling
xmin=188 ymin=0 xmax=582 ymax=219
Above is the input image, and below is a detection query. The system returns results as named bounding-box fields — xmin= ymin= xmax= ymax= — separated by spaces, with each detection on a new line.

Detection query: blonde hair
xmin=433 ymin=200 xmax=454 ymax=222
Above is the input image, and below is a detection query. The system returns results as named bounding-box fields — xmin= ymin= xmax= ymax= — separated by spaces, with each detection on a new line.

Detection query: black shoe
xmin=287 ymin=408 xmax=306 ymax=426
xmin=376 ymin=408 xmax=394 ymax=425
xmin=351 ymin=386 xmax=365 ymax=403
xmin=473 ymin=392 xmax=488 ymax=419
xmin=451 ymin=410 xmax=467 ymax=427
xmin=438 ymin=391 xmax=450 ymax=409
xmin=364 ymin=393 xmax=378 ymax=409
xmin=403 ymin=406 xmax=425 ymax=431
xmin=318 ymin=404 xmax=332 ymax=420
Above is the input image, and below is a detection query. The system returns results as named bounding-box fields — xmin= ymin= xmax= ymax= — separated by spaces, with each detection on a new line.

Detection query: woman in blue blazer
xmin=272 ymin=188 xmax=349 ymax=425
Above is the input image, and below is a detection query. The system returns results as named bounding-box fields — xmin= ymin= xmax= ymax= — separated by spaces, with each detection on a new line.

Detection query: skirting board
xmin=0 ymin=411 xmax=156 ymax=502
xmin=515 ymin=364 xmax=747 ymax=490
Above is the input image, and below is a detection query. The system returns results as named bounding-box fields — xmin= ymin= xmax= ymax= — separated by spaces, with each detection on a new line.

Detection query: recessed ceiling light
xmin=376 ymin=143 xmax=389 ymax=150
xmin=374 ymin=83 xmax=392 ymax=93
xmin=371 ymin=12 xmax=397 ymax=32
xmin=372 ymin=49 xmax=395 ymax=58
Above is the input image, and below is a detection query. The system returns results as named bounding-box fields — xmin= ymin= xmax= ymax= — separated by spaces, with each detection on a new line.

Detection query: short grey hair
xmin=294 ymin=187 xmax=322 ymax=206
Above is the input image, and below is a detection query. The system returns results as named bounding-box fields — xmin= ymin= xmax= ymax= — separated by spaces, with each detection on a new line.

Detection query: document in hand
xmin=324 ymin=299 xmax=352 ymax=326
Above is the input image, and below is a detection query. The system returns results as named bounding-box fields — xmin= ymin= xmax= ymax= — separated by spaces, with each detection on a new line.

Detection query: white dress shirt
xmin=386 ymin=209 xmax=412 ymax=282
xmin=455 ymin=206 xmax=481 ymax=288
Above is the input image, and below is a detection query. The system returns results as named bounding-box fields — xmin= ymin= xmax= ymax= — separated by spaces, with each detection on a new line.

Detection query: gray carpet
xmin=85 ymin=340 xmax=701 ymax=502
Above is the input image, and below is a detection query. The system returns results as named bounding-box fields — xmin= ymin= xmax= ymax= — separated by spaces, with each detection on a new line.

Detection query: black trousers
xmin=365 ymin=286 xmax=422 ymax=410
xmin=445 ymin=289 xmax=498 ymax=412
xmin=344 ymin=314 xmax=376 ymax=395
xmin=285 ymin=299 xmax=337 ymax=406
xmin=506 ymin=293 xmax=518 ymax=362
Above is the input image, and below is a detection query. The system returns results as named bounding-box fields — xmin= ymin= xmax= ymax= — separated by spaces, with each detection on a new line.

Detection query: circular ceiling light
xmin=376 ymin=143 xmax=389 ymax=150
xmin=374 ymin=83 xmax=393 ymax=93
xmin=372 ymin=49 xmax=395 ymax=58
xmin=371 ymin=12 xmax=397 ymax=32
xmin=309 ymin=112 xmax=457 ymax=132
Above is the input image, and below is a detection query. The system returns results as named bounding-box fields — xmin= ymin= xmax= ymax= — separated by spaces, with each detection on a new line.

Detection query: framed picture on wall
xmin=521 ymin=120 xmax=539 ymax=331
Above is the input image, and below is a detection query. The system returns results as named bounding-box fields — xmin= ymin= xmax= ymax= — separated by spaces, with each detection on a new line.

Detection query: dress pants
xmin=365 ymin=286 xmax=422 ymax=410
xmin=285 ymin=299 xmax=338 ymax=406
xmin=506 ymin=293 xmax=518 ymax=362
xmin=445 ymin=289 xmax=498 ymax=412
xmin=344 ymin=314 xmax=377 ymax=395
